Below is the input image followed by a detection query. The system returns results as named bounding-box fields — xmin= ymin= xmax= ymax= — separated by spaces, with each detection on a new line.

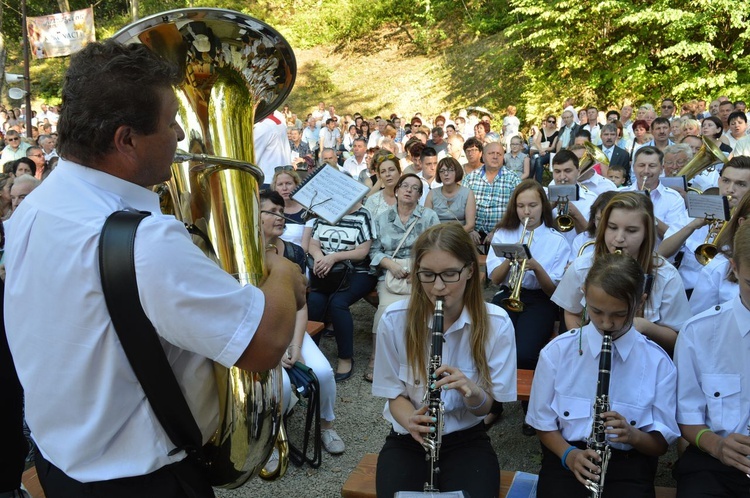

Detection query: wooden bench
xmin=341 ymin=453 xmax=676 ymax=498
xmin=22 ymin=466 xmax=45 ymax=498
xmin=517 ymin=368 xmax=533 ymax=402
xmin=307 ymin=320 xmax=325 ymax=337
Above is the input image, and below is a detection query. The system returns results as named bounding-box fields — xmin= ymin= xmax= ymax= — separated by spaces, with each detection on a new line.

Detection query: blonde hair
xmin=405 ymin=224 xmax=491 ymax=388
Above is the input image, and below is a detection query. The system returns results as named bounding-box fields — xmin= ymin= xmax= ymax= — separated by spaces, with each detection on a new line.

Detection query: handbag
xmin=285 ymin=362 xmax=322 ymax=469
xmin=384 ymin=219 xmax=418 ymax=295
xmin=306 ymin=253 xmax=352 ymax=293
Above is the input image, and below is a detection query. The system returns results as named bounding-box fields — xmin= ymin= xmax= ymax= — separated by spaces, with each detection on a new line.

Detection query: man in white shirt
xmin=626 ymin=146 xmax=689 ymax=241
xmin=254 ymin=110 xmax=292 ymax=184
xmin=4 ymin=40 xmax=306 ymax=497
xmin=342 ymin=138 xmax=368 ymax=178
xmin=0 ymin=130 xmax=30 ymax=163
xmin=556 ymin=110 xmax=580 ymax=152
xmin=38 ymin=134 xmax=58 ymax=161
xmin=318 ymin=118 xmax=341 ymax=155
xmin=660 ymin=98 xmax=676 ymax=120
xmin=645 ymin=117 xmax=674 ymax=152
xmin=416 ymin=147 xmax=442 ymax=191
xmin=368 ymin=118 xmax=386 ymax=149
xmin=302 ymin=117 xmax=320 ymax=160
xmin=583 ymin=106 xmax=602 ymax=145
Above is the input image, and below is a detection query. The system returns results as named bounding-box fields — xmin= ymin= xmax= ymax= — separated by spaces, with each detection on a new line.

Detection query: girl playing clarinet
xmin=527 ymin=254 xmax=679 ymax=498
xmin=372 ymin=223 xmax=517 ymax=498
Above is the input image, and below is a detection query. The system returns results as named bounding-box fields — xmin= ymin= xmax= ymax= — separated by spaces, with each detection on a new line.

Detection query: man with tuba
xmin=3 ymin=40 xmax=306 ymax=497
xmin=659 ymin=156 xmax=750 ymax=298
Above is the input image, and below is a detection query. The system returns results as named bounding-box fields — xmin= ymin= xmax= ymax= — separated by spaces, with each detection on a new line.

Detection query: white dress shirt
xmin=487 ymin=223 xmax=571 ymax=290
xmin=254 ymin=110 xmax=292 ymax=182
xmin=676 ymin=295 xmax=750 ymax=437
xmin=342 ymin=155 xmax=368 ymax=178
xmin=663 ymin=224 xmax=709 ymax=291
xmin=373 ymin=301 xmax=517 ymax=435
xmin=580 ymin=172 xmax=618 ymax=195
xmin=552 ymin=252 xmax=691 ymax=332
xmin=527 ymin=323 xmax=679 ymax=449
xmin=570 ymin=232 xmax=595 ymax=263
xmin=5 ymin=159 xmax=264 ymax=481
xmin=688 ymin=254 xmax=738 ymax=315
xmin=624 ymin=182 xmax=690 ymax=242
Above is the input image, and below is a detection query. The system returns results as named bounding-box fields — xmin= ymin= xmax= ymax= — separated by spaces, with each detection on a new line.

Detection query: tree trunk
xmin=0 ymin=0 xmax=6 ymax=99
xmin=130 ymin=0 xmax=139 ymax=21
xmin=57 ymin=0 xmax=70 ymax=13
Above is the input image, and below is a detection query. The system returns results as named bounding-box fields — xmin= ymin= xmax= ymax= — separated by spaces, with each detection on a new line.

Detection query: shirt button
xmin=630 ymin=420 xmax=636 ymax=426
xmin=563 ymin=411 xmax=570 ymax=417
xmin=715 ymin=306 xmax=721 ymax=311
xmin=415 ymin=380 xmax=420 ymax=386
xmin=714 ymin=392 xmax=720 ymax=397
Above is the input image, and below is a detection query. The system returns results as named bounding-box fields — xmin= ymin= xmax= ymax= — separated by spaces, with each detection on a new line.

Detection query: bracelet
xmin=695 ymin=428 xmax=713 ymax=452
xmin=288 ymin=344 xmax=302 ymax=351
xmin=465 ymin=389 xmax=488 ymax=410
xmin=561 ymin=446 xmax=576 ymax=470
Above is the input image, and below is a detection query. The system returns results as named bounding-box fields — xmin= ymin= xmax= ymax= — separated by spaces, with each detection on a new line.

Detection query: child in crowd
xmin=607 ymin=163 xmax=628 ymax=188
xmin=528 ymin=253 xmax=679 ymax=497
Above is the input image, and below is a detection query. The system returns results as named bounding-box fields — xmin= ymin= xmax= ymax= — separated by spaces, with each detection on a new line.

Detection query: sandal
xmin=363 ymin=356 xmax=375 ymax=383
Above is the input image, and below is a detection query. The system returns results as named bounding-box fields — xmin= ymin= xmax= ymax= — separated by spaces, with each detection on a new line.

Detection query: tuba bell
xmin=677 ymin=135 xmax=728 ymax=184
xmin=113 ymin=8 xmax=296 ymax=488
xmin=579 ymin=141 xmax=609 ymax=177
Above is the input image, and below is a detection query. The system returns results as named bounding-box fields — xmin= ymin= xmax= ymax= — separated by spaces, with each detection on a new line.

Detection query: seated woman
xmin=259 ymin=190 xmax=343 ymax=457
xmin=271 ymin=167 xmax=311 ymax=250
xmin=0 ymin=173 xmax=13 ymax=220
xmin=364 ymin=152 xmax=401 ymax=218
xmin=307 ymin=185 xmax=377 ymax=382
xmin=368 ymin=174 xmax=440 ymax=382
xmin=551 ymin=192 xmax=691 ymax=354
xmin=372 ymin=223 xmax=517 ymax=497
xmin=528 ymin=254 xmax=679 ymax=498
xmin=570 ymin=191 xmax=618 ymax=261
xmin=504 ymin=136 xmax=531 ymax=180
xmin=12 ymin=158 xmax=36 ymax=178
xmin=424 ymin=157 xmax=476 ymax=232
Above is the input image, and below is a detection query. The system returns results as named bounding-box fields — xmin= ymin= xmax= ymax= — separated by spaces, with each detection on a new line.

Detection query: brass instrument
xmin=578 ymin=240 xmax=595 ymax=257
xmin=579 ymin=141 xmax=609 ymax=177
xmin=694 ymin=199 xmax=732 ymax=265
xmin=556 ymin=196 xmax=575 ymax=232
xmin=422 ymin=297 xmax=445 ymax=492
xmin=638 ymin=175 xmax=651 ymax=198
xmin=502 ymin=218 xmax=534 ymax=312
xmin=677 ymin=135 xmax=728 ymax=183
xmin=113 ymin=8 xmax=296 ymax=488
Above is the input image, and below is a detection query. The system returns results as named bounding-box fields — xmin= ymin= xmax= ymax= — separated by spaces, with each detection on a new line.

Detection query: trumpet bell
xmin=557 ymin=214 xmax=575 ymax=232
xmin=694 ymin=244 xmax=718 ymax=266
xmin=677 ymin=136 xmax=728 ymax=181
xmin=579 ymin=141 xmax=609 ymax=177
xmin=501 ymin=297 xmax=524 ymax=313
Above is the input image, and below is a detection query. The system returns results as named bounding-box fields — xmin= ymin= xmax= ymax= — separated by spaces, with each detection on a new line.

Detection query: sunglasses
xmin=7 ymin=138 xmax=19 ymax=142
xmin=274 ymin=165 xmax=296 ymax=172
xmin=546 ymin=120 xmax=556 ymax=124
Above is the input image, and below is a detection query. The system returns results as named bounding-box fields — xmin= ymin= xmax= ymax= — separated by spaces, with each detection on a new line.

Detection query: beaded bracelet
xmin=695 ymin=428 xmax=713 ymax=452
xmin=561 ymin=446 xmax=576 ymax=470
xmin=465 ymin=389 xmax=488 ymax=410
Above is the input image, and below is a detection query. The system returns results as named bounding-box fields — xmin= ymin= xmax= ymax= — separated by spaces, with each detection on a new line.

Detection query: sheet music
xmin=661 ymin=175 xmax=687 ymax=191
xmin=686 ymin=192 xmax=730 ymax=220
xmin=291 ymin=165 xmax=370 ymax=224
xmin=547 ymin=183 xmax=579 ymax=202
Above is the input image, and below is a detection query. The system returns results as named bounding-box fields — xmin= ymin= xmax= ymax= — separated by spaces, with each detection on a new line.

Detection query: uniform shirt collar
xmin=585 ymin=323 xmax=636 ymax=362
xmin=732 ymin=294 xmax=750 ymax=337
xmin=56 ymin=157 xmax=162 ymax=213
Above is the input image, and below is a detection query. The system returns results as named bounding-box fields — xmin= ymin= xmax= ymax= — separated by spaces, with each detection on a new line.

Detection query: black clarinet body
xmin=585 ymin=331 xmax=613 ymax=498
xmin=423 ymin=297 xmax=445 ymax=492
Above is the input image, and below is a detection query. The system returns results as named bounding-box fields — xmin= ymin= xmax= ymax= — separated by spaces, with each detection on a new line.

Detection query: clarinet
xmin=422 ymin=297 xmax=445 ymax=492
xmin=585 ymin=330 xmax=613 ymax=498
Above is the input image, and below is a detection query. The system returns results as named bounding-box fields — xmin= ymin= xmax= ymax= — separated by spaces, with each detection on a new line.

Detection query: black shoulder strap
xmin=99 ymin=210 xmax=202 ymax=457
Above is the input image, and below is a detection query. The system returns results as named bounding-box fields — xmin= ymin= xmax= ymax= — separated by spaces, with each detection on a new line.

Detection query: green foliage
xmin=504 ymin=0 xmax=750 ymax=122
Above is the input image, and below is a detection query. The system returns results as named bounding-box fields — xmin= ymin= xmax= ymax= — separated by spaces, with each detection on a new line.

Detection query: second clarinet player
xmin=526 ymin=254 xmax=680 ymax=497
xmin=372 ymin=224 xmax=517 ymax=498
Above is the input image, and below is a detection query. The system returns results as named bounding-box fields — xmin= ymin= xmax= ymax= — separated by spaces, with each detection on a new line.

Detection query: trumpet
xmin=638 ymin=175 xmax=651 ymax=198
xmin=555 ymin=191 xmax=575 ymax=232
xmin=695 ymin=218 xmax=729 ymax=265
xmin=502 ymin=218 xmax=534 ymax=313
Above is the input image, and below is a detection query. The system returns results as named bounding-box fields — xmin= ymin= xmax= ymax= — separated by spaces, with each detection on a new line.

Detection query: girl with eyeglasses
xmin=424 ymin=157 xmax=476 ymax=233
xmin=372 ymin=223 xmax=516 ymax=497
xmin=368 ymin=174 xmax=440 ymax=382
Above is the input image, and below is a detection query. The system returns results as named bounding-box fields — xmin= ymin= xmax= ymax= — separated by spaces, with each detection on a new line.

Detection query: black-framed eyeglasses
xmin=416 ymin=264 xmax=468 ymax=283
xmin=260 ymin=210 xmax=286 ymax=220
xmin=274 ymin=165 xmax=295 ymax=172
xmin=438 ymin=168 xmax=455 ymax=174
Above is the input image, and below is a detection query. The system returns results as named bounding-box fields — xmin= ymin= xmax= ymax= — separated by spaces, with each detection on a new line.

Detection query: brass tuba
xmin=677 ymin=135 xmax=728 ymax=186
xmin=113 ymin=8 xmax=296 ymax=488
xmin=579 ymin=141 xmax=609 ymax=177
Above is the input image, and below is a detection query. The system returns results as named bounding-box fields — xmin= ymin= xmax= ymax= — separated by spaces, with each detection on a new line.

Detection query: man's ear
xmin=112 ymin=125 xmax=137 ymax=160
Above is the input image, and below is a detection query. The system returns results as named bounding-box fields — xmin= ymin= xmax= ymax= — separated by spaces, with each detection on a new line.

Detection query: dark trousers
xmin=376 ymin=423 xmax=499 ymax=498
xmin=538 ymin=441 xmax=657 ymax=498
xmin=0 ymin=282 xmax=27 ymax=493
xmin=34 ymin=451 xmax=215 ymax=498
xmin=676 ymin=445 xmax=750 ymax=498
xmin=308 ymin=272 xmax=376 ymax=359
xmin=492 ymin=288 xmax=558 ymax=370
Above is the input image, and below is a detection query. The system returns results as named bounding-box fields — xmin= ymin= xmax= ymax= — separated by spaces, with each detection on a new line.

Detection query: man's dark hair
xmin=57 ymin=41 xmax=182 ymax=164
xmin=431 ymin=126 xmax=444 ymax=137
xmin=734 ymin=100 xmax=746 ymax=108
xmin=552 ymin=149 xmax=580 ymax=169
xmin=325 ymin=118 xmax=335 ymax=125
xmin=650 ymin=117 xmax=670 ymax=130
xmin=575 ymin=129 xmax=591 ymax=141
xmin=463 ymin=137 xmax=483 ymax=153
xmin=633 ymin=145 xmax=664 ymax=165
xmin=420 ymin=147 xmax=438 ymax=161
xmin=606 ymin=110 xmax=620 ymax=120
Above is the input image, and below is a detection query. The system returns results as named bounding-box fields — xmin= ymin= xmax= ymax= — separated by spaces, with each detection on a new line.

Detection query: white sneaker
xmin=321 ymin=428 xmax=345 ymax=454
xmin=262 ymin=448 xmax=280 ymax=474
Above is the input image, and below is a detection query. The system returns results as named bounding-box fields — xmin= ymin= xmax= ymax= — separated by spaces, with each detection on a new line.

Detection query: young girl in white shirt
xmin=528 ymin=253 xmax=679 ymax=498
